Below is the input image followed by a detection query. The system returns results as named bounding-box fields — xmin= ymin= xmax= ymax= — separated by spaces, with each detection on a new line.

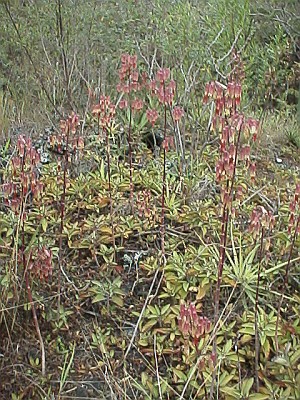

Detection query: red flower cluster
xmin=162 ymin=135 xmax=174 ymax=152
xmin=178 ymin=302 xmax=211 ymax=345
xmin=136 ymin=189 xmax=156 ymax=224
xmin=92 ymin=96 xmax=116 ymax=130
xmin=249 ymin=205 xmax=275 ymax=239
xmin=146 ymin=109 xmax=159 ymax=126
xmin=203 ymin=80 xmax=241 ymax=119
xmin=131 ymin=98 xmax=144 ymax=111
xmin=60 ymin=111 xmax=80 ymax=135
xmin=3 ymin=135 xmax=42 ymax=214
xmin=215 ymin=115 xmax=257 ymax=186
xmin=27 ymin=246 xmax=53 ymax=281
xmin=117 ymin=53 xmax=144 ymax=112
xmin=216 ymin=141 xmax=236 ymax=182
xmin=173 ymin=105 xmax=184 ymax=122
xmin=203 ymin=68 xmax=259 ymax=212
xmin=146 ymin=69 xmax=183 ymax=130
xmin=245 ymin=117 xmax=260 ymax=142
xmin=152 ymin=68 xmax=176 ymax=105
xmin=118 ymin=54 xmax=138 ymax=83
xmin=49 ymin=112 xmax=82 ymax=155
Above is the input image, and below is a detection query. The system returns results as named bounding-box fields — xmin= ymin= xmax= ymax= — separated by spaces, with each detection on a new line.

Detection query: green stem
xmin=254 ymin=228 xmax=265 ymax=392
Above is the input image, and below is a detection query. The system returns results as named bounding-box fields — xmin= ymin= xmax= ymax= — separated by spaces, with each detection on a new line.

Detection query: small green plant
xmin=89 ymin=276 xmax=125 ymax=308
xmin=59 ymin=342 xmax=76 ymax=395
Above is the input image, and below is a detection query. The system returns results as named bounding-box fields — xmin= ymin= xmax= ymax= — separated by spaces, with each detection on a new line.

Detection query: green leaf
xmin=219 ymin=372 xmax=235 ymax=387
xmin=141 ymin=372 xmax=148 ymax=386
xmin=249 ymin=394 xmax=270 ymax=399
xmin=223 ymin=339 xmax=232 ymax=353
xmin=239 ymin=326 xmax=254 ymax=335
xmin=138 ymin=338 xmax=148 ymax=346
xmin=264 ymin=329 xmax=276 ymax=337
xmin=242 ymin=378 xmax=254 ymax=396
xmin=272 ymin=356 xmax=289 ymax=366
xmin=41 ymin=218 xmax=48 ymax=232
xmin=111 ymin=295 xmax=124 ymax=307
xmin=290 ymin=348 xmax=300 ymax=365
xmin=6 ymin=227 xmax=14 ymax=237
xmin=240 ymin=334 xmax=252 ymax=344
xmin=161 ymin=304 xmax=171 ymax=315
xmin=147 ymin=305 xmax=158 ymax=315
xmin=141 ymin=319 xmax=157 ymax=332
xmin=220 ymin=386 xmax=239 ymax=397
xmin=264 ymin=256 xmax=300 ymax=275
xmin=183 ymin=281 xmax=189 ymax=292
xmin=92 ymin=293 xmax=106 ymax=303
xmin=1 ymin=274 xmax=9 ymax=285
xmin=173 ymin=368 xmax=187 ymax=381
xmin=227 ymin=354 xmax=241 ymax=362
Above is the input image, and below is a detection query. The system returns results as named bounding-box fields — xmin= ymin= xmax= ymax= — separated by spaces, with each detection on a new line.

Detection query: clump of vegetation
xmin=0 ymin=1 xmax=299 ymax=399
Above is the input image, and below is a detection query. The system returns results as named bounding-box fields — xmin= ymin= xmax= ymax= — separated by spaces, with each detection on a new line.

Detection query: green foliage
xmin=0 ymin=0 xmax=298 ymax=128
xmin=89 ymin=276 xmax=125 ymax=307
xmin=0 ymin=1 xmax=300 ymax=399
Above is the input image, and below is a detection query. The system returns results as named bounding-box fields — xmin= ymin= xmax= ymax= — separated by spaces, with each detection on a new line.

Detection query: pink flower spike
xmin=119 ymin=99 xmax=128 ymax=110
xmin=130 ymin=55 xmax=138 ymax=69
xmin=156 ymin=68 xmax=170 ymax=83
xmin=150 ymin=80 xmax=157 ymax=93
xmin=162 ymin=136 xmax=174 ymax=152
xmin=206 ymin=81 xmax=215 ymax=97
xmin=169 ymin=80 xmax=176 ymax=91
xmin=234 ymin=83 xmax=242 ymax=99
xmin=132 ymin=99 xmax=144 ymax=111
xmin=179 ymin=303 xmax=186 ymax=318
xmin=121 ymin=53 xmax=129 ymax=65
xmin=173 ymin=106 xmax=184 ymax=122
xmin=146 ymin=109 xmax=159 ymax=126
xmin=116 ymin=83 xmax=123 ymax=93
xmin=240 ymin=144 xmax=250 ymax=161
xmin=123 ymin=84 xmax=130 ymax=94
xmin=247 ymin=118 xmax=259 ymax=133
xmin=227 ymin=82 xmax=235 ymax=98
xmin=131 ymin=70 xmax=139 ymax=82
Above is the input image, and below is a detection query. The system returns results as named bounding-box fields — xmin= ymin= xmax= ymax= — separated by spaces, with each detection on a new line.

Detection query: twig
xmin=123 ymin=268 xmax=160 ymax=360
xmin=218 ymin=29 xmax=243 ymax=63
xmin=154 ymin=334 xmax=163 ymax=400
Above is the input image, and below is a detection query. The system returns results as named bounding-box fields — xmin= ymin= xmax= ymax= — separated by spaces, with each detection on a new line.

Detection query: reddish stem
xmin=105 ymin=127 xmax=116 ymax=260
xmin=161 ymin=99 xmax=167 ymax=257
xmin=128 ymin=103 xmax=134 ymax=207
xmin=58 ymin=124 xmax=70 ymax=313
xmin=210 ymin=123 xmax=242 ymax=398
